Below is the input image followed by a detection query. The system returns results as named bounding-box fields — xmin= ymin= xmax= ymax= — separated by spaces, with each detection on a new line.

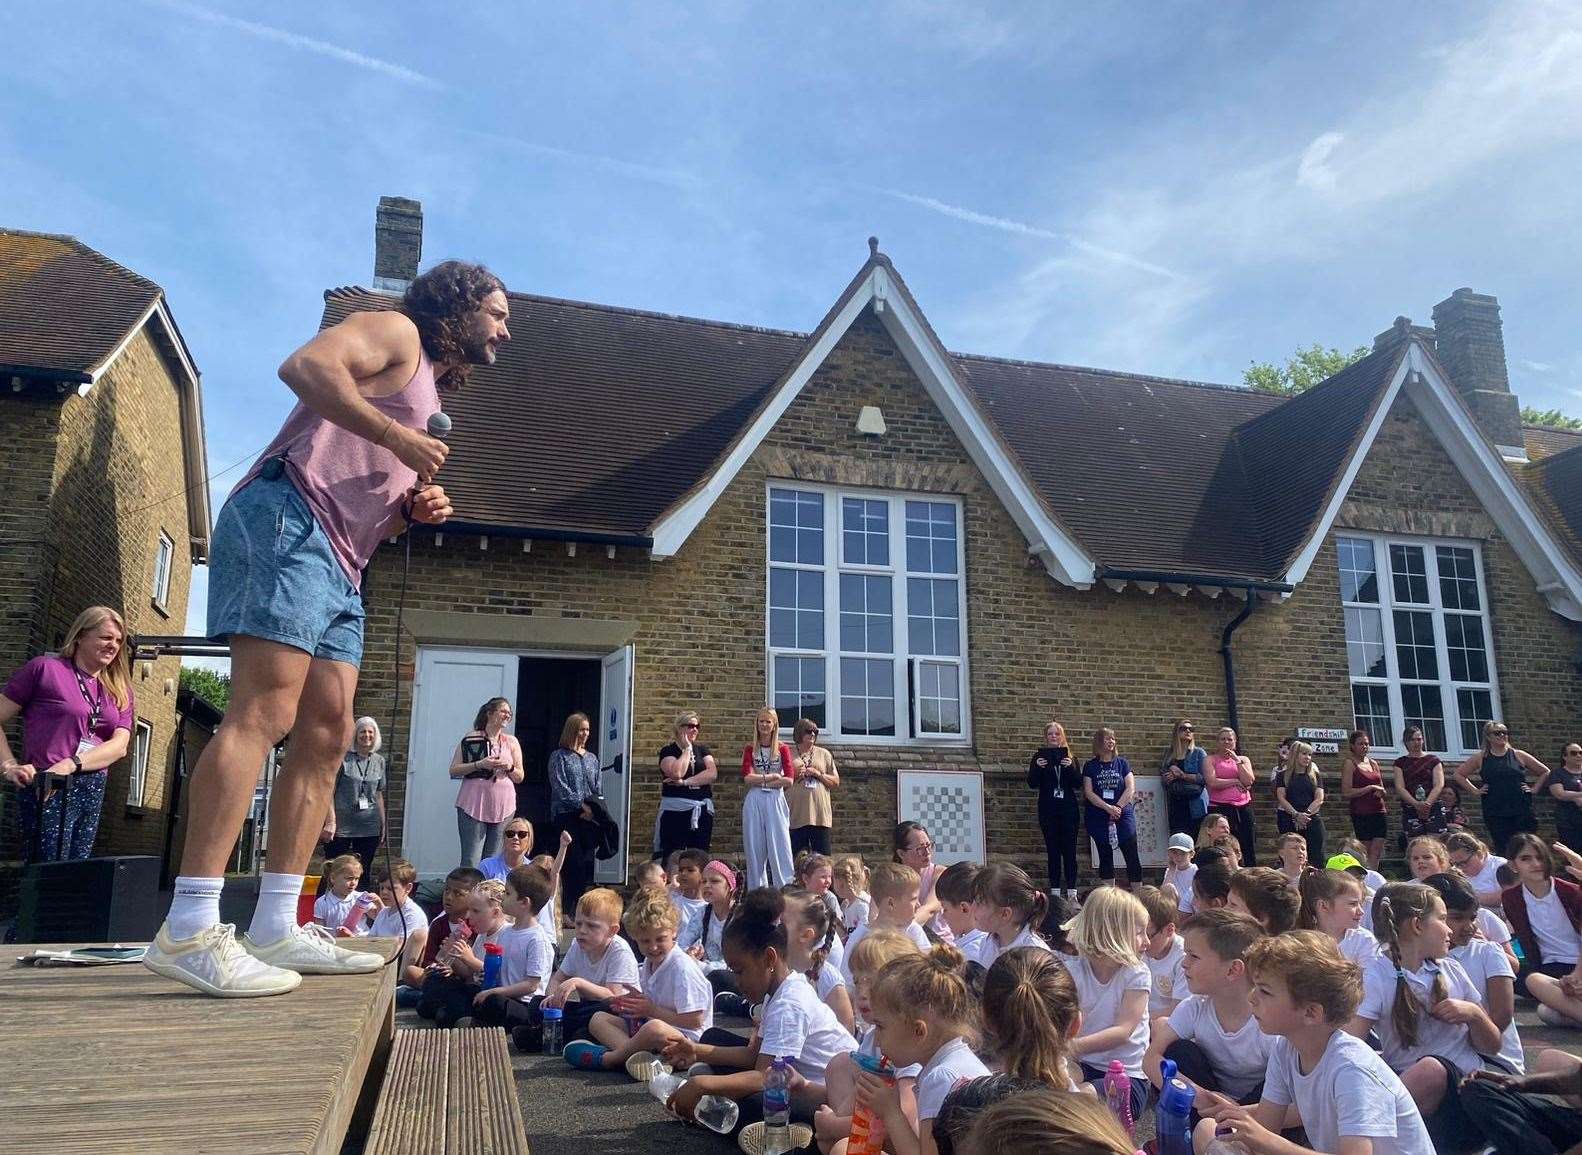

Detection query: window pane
xmin=1338 ymin=537 xmax=1378 ymax=603
xmin=1400 ymin=685 xmax=1447 ymax=752
xmin=1436 ymin=546 xmax=1480 ymax=611
xmin=770 ymin=567 xmax=823 ymax=649
xmin=842 ymin=497 xmax=889 ymax=566
xmin=905 ymin=500 xmax=958 ymax=575
xmin=1344 ymin=607 xmax=1387 ymax=678
xmin=840 ymin=574 xmax=893 ymax=654
xmin=1457 ymin=688 xmax=1494 ymax=751
xmin=1351 ymin=684 xmax=1392 ymax=746
xmin=1390 ymin=544 xmax=1429 ymax=604
xmin=1393 ymin=610 xmax=1439 ymax=680
xmin=769 ymin=488 xmax=823 ymax=564
xmin=840 ymin=657 xmax=895 ymax=737
xmin=907 ymin=577 xmax=961 ymax=657
xmin=1445 ymin=614 xmax=1489 ymax=683
xmin=773 ymin=656 xmax=826 ymax=729
xmin=917 ymin=661 xmax=962 ymax=736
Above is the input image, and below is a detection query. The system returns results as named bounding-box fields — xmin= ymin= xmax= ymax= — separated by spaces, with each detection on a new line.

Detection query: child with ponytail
xmin=968 ymin=862 xmax=1049 ymax=969
xmin=1062 ymin=886 xmax=1152 ymax=1119
xmin=980 ymin=945 xmax=1087 ymax=1094
xmin=852 ymin=942 xmax=989 ymax=1155
xmin=1298 ymin=868 xmax=1383 ymax=967
xmin=785 ymin=888 xmax=856 ymax=1032
xmin=1421 ymin=870 xmax=1524 ymax=1075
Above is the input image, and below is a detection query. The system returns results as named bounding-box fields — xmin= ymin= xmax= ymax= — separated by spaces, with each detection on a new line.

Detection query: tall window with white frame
xmin=152 ymin=529 xmax=174 ymax=611
xmin=767 ymin=485 xmax=967 ymax=742
xmin=129 ymin=719 xmax=153 ymax=806
xmin=1337 ymin=533 xmax=1497 ymax=755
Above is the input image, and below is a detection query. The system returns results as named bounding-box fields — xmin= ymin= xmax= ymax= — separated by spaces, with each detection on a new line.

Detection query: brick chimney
xmin=1371 ymin=315 xmax=1436 ymax=356
xmin=373 ymin=196 xmax=422 ymax=293
xmin=1431 ymin=288 xmax=1524 ymax=458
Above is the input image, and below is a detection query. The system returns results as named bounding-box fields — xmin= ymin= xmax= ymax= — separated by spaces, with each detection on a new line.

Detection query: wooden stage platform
xmin=2 ymin=939 xmax=401 ymax=1155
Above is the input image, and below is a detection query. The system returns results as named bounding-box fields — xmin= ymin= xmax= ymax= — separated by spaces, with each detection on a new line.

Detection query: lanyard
xmin=352 ymin=755 xmax=376 ymax=805
xmin=74 ymin=667 xmax=102 ymax=730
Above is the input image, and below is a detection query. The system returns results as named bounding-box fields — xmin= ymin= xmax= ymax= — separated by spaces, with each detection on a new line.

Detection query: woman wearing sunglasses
xmin=655 ymin=711 xmax=718 ymax=861
xmin=787 ymin=717 xmax=839 ymax=857
xmin=1454 ymin=721 xmax=1554 ymax=856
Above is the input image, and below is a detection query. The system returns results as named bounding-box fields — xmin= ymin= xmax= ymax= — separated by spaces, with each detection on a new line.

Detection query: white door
xmin=596 ymin=645 xmax=634 ymax=884
xmin=405 ymin=647 xmax=518 ymax=879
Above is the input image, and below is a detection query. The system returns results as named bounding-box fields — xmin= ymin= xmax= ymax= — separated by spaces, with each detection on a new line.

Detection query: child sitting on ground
xmin=1164 ymin=832 xmax=1198 ymax=918
xmin=1498 ymin=832 xmax=1582 ymax=1001
xmin=661 ymin=888 xmax=859 ymax=1151
xmin=1298 ymin=867 xmax=1383 ymax=966
xmin=1191 ymin=860 xmax=1234 ymax=913
xmin=815 ymin=928 xmax=923 ymax=1155
xmin=314 ymin=853 xmax=368 ymax=935
xmin=679 ymin=857 xmax=737 ymax=991
xmin=1273 ymin=832 xmax=1309 ymax=890
xmin=851 ymin=942 xmax=989 ymax=1155
xmin=633 ymin=859 xmax=667 ymax=891
xmin=527 ymin=830 xmax=571 ymax=930
xmin=1062 ymin=885 xmax=1152 ymax=1119
xmin=1136 ymin=883 xmax=1188 ymax=1018
xmin=785 ymin=887 xmax=856 ymax=1032
xmin=355 ymin=859 xmax=428 ymax=1004
xmin=516 ymin=886 xmax=640 ymax=1050
xmin=1145 ymin=908 xmax=1271 ymax=1107
xmin=841 ymin=862 xmax=928 ymax=986
xmin=472 ymin=867 xmax=555 ymax=1029
xmin=981 ymin=942 xmax=1088 ymax=1093
xmin=1227 ymin=867 xmax=1301 ymax=934
xmin=406 ymin=865 xmax=483 ymax=1006
xmin=1196 ymin=929 xmax=1433 ymax=1155
xmin=565 ymin=887 xmax=712 ymax=1071
xmin=969 ymin=862 xmax=1050 ymax=970
xmin=416 ymin=877 xmax=506 ymax=1027
xmin=931 ymin=861 xmax=986 ymax=962
xmin=964 ymin=1089 xmax=1137 ymax=1155
xmin=1408 ymin=835 xmax=1516 ymax=967
xmin=799 ymin=852 xmax=844 ymax=924
xmin=1422 ymin=871 xmax=1525 ymax=1074
xmin=669 ymin=848 xmax=709 ymax=928
xmin=833 ymin=854 xmax=871 ymax=937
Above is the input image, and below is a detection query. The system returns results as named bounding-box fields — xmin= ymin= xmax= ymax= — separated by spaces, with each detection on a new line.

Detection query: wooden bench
xmin=364 ymin=1027 xmax=530 ymax=1155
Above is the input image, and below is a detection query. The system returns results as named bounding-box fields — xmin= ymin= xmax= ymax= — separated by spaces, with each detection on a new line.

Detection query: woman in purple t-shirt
xmin=0 ymin=606 xmax=136 ymax=861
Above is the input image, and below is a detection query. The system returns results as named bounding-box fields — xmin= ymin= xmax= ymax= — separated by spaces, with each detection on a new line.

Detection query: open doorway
xmin=515 ymin=656 xmax=601 ymax=853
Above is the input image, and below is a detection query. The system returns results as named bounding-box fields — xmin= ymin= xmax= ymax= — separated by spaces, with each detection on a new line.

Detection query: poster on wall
xmin=896 ymin=769 xmax=986 ymax=866
xmin=1088 ymin=776 xmax=1170 ymax=868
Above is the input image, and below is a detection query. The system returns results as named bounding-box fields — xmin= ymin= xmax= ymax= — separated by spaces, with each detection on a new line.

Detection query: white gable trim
xmin=1281 ymin=342 xmax=1582 ymax=621
xmin=648 ymin=263 xmax=1096 ymax=587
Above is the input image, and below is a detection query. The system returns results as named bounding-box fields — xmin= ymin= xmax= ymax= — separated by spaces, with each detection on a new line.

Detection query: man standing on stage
xmin=145 ymin=261 xmax=510 ymax=997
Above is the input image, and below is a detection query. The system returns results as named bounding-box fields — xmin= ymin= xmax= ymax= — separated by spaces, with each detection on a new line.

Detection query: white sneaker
xmin=242 ymin=922 xmax=385 ymax=975
xmin=143 ymin=921 xmax=302 ymax=998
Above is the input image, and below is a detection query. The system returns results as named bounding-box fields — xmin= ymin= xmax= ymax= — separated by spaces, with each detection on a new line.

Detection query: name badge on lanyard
xmin=75 ymin=668 xmax=104 ymax=759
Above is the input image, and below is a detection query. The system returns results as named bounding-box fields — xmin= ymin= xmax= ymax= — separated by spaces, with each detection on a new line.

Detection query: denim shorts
xmin=206 ymin=473 xmax=365 ymax=666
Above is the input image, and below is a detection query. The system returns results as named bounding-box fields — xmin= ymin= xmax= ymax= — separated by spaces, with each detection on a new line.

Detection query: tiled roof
xmin=0 ymin=229 xmax=160 ymax=378
xmin=1526 ymin=441 xmax=1582 ymax=570
xmin=1525 ymin=423 xmax=1582 ymax=461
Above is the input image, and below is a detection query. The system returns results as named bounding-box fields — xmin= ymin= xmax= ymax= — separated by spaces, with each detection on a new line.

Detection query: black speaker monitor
xmin=14 ymin=855 xmax=160 ymax=943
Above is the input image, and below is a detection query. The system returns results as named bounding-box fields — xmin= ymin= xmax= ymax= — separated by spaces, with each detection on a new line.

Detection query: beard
xmin=461 ymin=328 xmax=496 ymax=366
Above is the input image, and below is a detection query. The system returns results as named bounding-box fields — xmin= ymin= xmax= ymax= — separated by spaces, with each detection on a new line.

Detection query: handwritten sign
xmin=1312 ymin=741 xmax=1340 ymax=754
xmin=1297 ymin=727 xmax=1349 ymax=741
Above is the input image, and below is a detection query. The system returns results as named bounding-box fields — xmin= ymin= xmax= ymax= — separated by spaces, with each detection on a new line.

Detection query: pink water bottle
xmin=340 ymin=892 xmax=374 ymax=934
xmin=1104 ymin=1059 xmax=1134 ymax=1139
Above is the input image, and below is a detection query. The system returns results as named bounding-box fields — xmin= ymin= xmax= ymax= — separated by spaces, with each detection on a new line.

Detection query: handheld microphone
xmin=427 ymin=411 xmax=452 ymax=440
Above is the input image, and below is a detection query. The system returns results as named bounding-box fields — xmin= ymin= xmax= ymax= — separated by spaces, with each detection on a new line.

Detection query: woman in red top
xmin=1392 ymin=724 xmax=1460 ymax=845
xmin=1341 ymin=729 xmax=1390 ymax=870
xmin=740 ymin=706 xmax=795 ymax=889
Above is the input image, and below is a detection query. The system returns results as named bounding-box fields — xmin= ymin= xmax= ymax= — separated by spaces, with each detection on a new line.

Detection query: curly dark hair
xmin=400 ymin=259 xmax=506 ymax=392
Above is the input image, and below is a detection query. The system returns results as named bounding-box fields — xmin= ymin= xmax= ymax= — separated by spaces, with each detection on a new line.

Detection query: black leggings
xmin=1164 ymin=1038 xmax=1261 ymax=1111
xmin=1091 ymin=830 xmax=1142 ymax=884
xmin=554 ymin=812 xmax=601 ymax=919
xmin=1275 ymin=813 xmax=1326 ymax=863
xmin=790 ymin=826 xmax=832 ymax=857
xmin=1486 ymin=812 xmax=1537 ymax=859
xmin=1212 ymin=802 xmax=1257 ymax=866
xmin=1166 ymin=796 xmax=1205 ymax=840
xmin=655 ymin=807 xmax=714 ymax=860
xmin=1516 ymin=959 xmax=1574 ymax=1000
xmin=322 ymin=835 xmax=382 ymax=880
xmin=1459 ymin=1069 xmax=1582 ymax=1155
xmin=1039 ymin=804 xmax=1081 ymax=891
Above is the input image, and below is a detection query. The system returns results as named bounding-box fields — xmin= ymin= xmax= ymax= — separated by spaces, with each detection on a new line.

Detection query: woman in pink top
xmin=450 ymin=697 xmax=525 ymax=868
xmin=1207 ymin=726 xmax=1258 ymax=866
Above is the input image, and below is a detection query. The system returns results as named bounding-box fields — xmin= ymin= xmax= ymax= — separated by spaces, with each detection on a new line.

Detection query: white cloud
xmin=147 ymin=0 xmax=445 ymax=89
xmin=459 ymin=130 xmax=701 ymax=191
xmin=1296 ymin=131 xmax=1344 ymax=192
xmin=1523 ymin=359 xmax=1555 ymax=373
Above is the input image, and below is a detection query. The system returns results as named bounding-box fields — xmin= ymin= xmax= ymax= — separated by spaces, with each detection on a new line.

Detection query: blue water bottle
xmin=1155 ymin=1058 xmax=1196 ymax=1155
xmin=481 ymin=943 xmax=504 ymax=990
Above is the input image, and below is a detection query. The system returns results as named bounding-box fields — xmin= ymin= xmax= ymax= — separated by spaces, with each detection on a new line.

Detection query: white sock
xmin=247 ymin=872 xmax=305 ymax=945
xmin=167 ymin=876 xmax=224 ymax=940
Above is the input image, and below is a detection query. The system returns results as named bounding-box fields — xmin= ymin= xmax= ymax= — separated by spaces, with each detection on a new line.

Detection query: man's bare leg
xmin=262 ymin=655 xmax=359 ymax=875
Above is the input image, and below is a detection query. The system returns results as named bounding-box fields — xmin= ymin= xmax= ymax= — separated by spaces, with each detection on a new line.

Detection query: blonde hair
xmin=870 ymin=861 xmax=921 ymax=903
xmin=1372 ymin=883 xmax=1450 ymax=1047
xmin=673 ymin=710 xmax=700 ymax=739
xmin=871 ymin=943 xmax=976 ymax=1035
xmin=625 ymin=887 xmax=682 ymax=934
xmin=325 ymin=853 xmax=362 ymax=882
xmin=832 ymin=854 xmax=869 ymax=894
xmin=1064 ymin=886 xmax=1147 ymax=966
xmin=60 ymin=606 xmax=131 ymax=711
xmin=1286 ymin=739 xmax=1318 ymax=785
xmin=1406 ymin=836 xmax=1451 ymax=875
xmin=752 ymin=705 xmax=785 ymax=757
xmin=1245 ymin=930 xmax=1363 ymax=1025
xmin=471 ymin=879 xmax=508 ymax=908
xmin=576 ymin=887 xmax=624 ymax=924
xmin=966 ymin=1088 xmax=1135 ymax=1155
xmin=847 ymin=927 xmax=920 ymax=979
xmin=1167 ymin=717 xmax=1196 ymax=764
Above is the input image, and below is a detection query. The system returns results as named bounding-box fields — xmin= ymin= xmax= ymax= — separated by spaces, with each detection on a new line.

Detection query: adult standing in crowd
xmin=319 ymin=715 xmax=386 ymax=878
xmin=1455 ymin=720 xmax=1552 ymax=856
xmin=1392 ymin=724 xmax=1452 ymax=845
xmin=547 ymin=711 xmax=602 ymax=913
xmin=1340 ymin=729 xmax=1389 ymax=871
xmin=1547 ymin=742 xmax=1582 ymax=852
xmin=1029 ymin=719 xmax=1083 ymax=897
xmin=1273 ymin=738 xmax=1326 ymax=863
xmin=1206 ymin=726 xmax=1257 ymax=866
xmin=741 ymin=706 xmax=795 ymax=889
xmin=895 ymin=820 xmax=952 ymax=941
xmin=0 ymin=606 xmax=134 ymax=862
xmin=787 ymin=717 xmax=839 ymax=857
xmin=449 ymin=696 xmax=524 ymax=869
xmin=1445 ymin=830 xmax=1508 ymax=908
xmin=1160 ymin=717 xmax=1208 ymax=838
xmin=1083 ymin=725 xmax=1142 ymax=886
xmin=655 ymin=710 xmax=717 ymax=859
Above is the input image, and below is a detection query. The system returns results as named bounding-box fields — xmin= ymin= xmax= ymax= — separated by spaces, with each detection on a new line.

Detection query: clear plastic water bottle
xmin=644 ymin=1066 xmax=741 ymax=1134
xmin=763 ymin=1056 xmax=793 ymax=1152
xmin=1154 ymin=1059 xmax=1195 ymax=1155
xmin=481 ymin=943 xmax=504 ymax=990
xmin=1104 ymin=1059 xmax=1134 ymax=1139
xmin=1415 ymin=785 xmax=1428 ymax=802
xmin=541 ymin=1006 xmax=563 ymax=1056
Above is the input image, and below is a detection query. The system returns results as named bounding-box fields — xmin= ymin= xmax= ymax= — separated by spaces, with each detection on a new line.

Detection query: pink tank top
xmin=1208 ymin=753 xmax=1252 ymax=807
xmin=237 ymin=351 xmax=440 ymax=587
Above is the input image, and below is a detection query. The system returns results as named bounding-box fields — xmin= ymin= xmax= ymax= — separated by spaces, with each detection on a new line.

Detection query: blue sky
xmin=5 ymin=1 xmax=1581 ymax=642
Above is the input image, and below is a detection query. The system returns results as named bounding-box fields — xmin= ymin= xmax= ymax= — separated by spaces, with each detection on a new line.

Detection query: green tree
xmin=1521 ymin=405 xmax=1582 ymax=430
xmin=179 ymin=666 xmax=231 ymax=711
xmin=1244 ymin=342 xmax=1369 ymax=396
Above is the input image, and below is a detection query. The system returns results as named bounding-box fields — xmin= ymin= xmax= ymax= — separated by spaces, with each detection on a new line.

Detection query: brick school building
xmin=341 ymin=198 xmax=1582 ymax=883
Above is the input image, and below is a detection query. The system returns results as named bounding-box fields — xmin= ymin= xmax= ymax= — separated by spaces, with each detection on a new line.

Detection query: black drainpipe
xmin=1219 ymin=587 xmax=1258 ymax=734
